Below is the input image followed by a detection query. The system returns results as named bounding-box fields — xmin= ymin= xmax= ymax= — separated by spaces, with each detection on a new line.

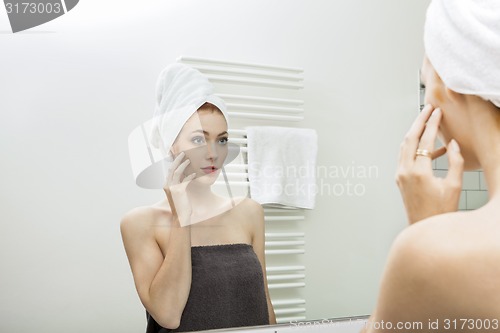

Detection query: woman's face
xmin=170 ymin=109 xmax=229 ymax=185
xmin=420 ymin=55 xmax=479 ymax=169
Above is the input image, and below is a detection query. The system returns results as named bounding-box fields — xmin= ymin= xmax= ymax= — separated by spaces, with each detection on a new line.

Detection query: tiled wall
xmin=432 ymin=154 xmax=489 ymax=210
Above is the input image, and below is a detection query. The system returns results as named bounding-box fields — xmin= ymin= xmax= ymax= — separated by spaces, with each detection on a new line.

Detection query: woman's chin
xmin=193 ymin=171 xmax=219 ymax=185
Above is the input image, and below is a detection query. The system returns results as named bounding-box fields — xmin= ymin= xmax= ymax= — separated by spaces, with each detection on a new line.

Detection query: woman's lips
xmin=201 ymin=166 xmax=218 ymax=174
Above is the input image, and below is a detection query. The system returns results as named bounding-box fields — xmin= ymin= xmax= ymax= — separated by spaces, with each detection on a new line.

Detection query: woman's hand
xmin=163 ymin=151 xmax=196 ymax=227
xmin=396 ymin=104 xmax=464 ymax=224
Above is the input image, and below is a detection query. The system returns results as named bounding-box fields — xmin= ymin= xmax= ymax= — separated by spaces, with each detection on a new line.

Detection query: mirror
xmin=0 ymin=0 xmax=431 ymax=331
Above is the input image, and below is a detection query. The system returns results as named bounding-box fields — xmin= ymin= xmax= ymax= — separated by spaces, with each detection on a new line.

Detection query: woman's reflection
xmin=121 ymin=63 xmax=276 ymax=332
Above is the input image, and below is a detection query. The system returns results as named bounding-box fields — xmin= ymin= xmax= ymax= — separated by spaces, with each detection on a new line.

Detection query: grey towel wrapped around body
xmin=146 ymin=243 xmax=270 ymax=333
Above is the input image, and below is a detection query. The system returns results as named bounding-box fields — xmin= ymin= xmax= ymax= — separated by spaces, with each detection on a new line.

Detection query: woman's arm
xmin=121 ymin=207 xmax=192 ymax=329
xmin=248 ymin=199 xmax=277 ymax=325
xmin=121 ymin=152 xmax=197 ymax=329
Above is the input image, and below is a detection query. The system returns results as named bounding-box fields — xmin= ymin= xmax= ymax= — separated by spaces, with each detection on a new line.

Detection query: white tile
xmin=458 ymin=191 xmax=467 ymax=211
xmin=435 ymin=154 xmax=449 ymax=170
xmin=466 ymin=191 xmax=489 ymax=210
xmin=479 ymin=171 xmax=488 ymax=190
xmin=433 ymin=170 xmax=447 ymax=179
xmin=462 ymin=172 xmax=480 ymax=190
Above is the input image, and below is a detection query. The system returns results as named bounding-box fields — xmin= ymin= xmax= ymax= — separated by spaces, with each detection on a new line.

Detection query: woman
xmin=121 ymin=63 xmax=276 ymax=332
xmin=364 ymin=0 xmax=500 ymax=331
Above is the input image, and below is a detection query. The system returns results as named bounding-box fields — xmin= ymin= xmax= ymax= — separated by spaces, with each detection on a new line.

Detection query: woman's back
xmin=368 ymin=202 xmax=500 ymax=331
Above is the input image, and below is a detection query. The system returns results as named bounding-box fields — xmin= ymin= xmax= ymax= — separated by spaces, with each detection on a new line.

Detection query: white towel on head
xmin=424 ymin=0 xmax=500 ymax=108
xmin=128 ymin=63 xmax=232 ymax=189
xmin=246 ymin=126 xmax=318 ymax=209
xmin=150 ymin=63 xmax=229 ymax=156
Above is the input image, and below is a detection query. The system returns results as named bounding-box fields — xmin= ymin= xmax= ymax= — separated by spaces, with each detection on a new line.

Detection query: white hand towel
xmin=424 ymin=0 xmax=500 ymax=107
xmin=246 ymin=126 xmax=318 ymax=209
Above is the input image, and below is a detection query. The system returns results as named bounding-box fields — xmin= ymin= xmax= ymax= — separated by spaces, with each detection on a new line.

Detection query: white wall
xmin=0 ymin=0 xmax=430 ymax=332
xmin=301 ymin=1 xmax=431 ymax=318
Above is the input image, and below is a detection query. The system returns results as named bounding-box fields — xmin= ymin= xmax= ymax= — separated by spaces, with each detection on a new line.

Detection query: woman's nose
xmin=205 ymin=142 xmax=218 ymax=160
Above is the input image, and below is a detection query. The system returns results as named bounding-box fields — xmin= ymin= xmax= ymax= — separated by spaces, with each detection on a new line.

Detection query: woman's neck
xmin=186 ymin=180 xmax=216 ymax=203
xmin=478 ymin=148 xmax=500 ymax=200
xmin=470 ymin=103 xmax=500 ymax=199
xmin=186 ymin=181 xmax=233 ymax=222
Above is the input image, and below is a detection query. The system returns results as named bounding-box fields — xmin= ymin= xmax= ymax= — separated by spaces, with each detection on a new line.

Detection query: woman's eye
xmin=192 ymin=136 xmax=205 ymax=145
xmin=218 ymin=137 xmax=228 ymax=145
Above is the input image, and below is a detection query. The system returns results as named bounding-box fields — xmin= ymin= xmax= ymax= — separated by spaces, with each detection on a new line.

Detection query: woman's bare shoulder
xmin=397 ymin=209 xmax=500 ymax=254
xmin=234 ymin=197 xmax=264 ymax=222
xmin=120 ymin=204 xmax=173 ymax=234
xmin=383 ymin=210 xmax=500 ymax=316
xmin=238 ymin=197 xmax=263 ymax=212
xmin=227 ymin=197 xmax=264 ymax=236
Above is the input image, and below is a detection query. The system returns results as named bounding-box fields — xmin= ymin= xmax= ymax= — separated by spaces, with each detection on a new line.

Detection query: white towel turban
xmin=424 ymin=0 xmax=500 ymax=108
xmin=150 ymin=63 xmax=229 ymax=156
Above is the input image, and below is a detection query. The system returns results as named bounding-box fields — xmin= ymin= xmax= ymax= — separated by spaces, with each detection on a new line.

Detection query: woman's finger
xmin=445 ymin=139 xmax=464 ymax=189
xmin=399 ymin=104 xmax=435 ymax=167
xmin=172 ymin=151 xmax=185 ymax=167
xmin=182 ymin=173 xmax=197 ymax=183
xmin=415 ymin=108 xmax=442 ymax=167
xmin=432 ymin=146 xmax=447 ymax=159
xmin=417 ymin=108 xmax=441 ymax=151
xmin=172 ymin=159 xmax=190 ymax=183
xmin=167 ymin=152 xmax=185 ymax=183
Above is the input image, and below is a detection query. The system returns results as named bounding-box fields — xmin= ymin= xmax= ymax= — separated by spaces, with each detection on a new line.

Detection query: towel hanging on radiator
xmin=246 ymin=126 xmax=318 ymax=209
